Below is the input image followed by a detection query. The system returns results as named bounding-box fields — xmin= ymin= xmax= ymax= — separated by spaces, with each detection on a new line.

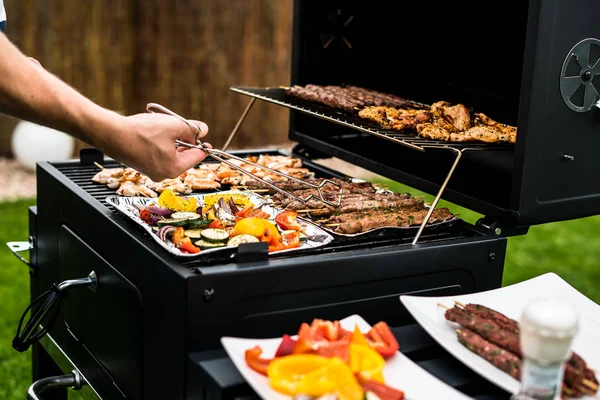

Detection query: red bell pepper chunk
xmin=244 ymin=346 xmax=272 ymax=375
xmin=208 ymin=219 xmax=224 ymax=229
xmin=275 ymin=210 xmax=303 ymax=231
xmin=274 ymin=334 xmax=297 ymax=358
xmin=358 ymin=376 xmax=405 ymax=400
xmin=235 ymin=205 xmax=254 ymax=218
xmin=367 ymin=321 xmax=399 ymax=358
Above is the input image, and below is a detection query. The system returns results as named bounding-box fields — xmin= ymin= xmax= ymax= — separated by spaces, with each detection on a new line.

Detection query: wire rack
xmin=229 ymin=86 xmax=515 ymax=153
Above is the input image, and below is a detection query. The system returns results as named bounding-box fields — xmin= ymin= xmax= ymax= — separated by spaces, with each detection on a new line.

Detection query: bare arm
xmin=0 ymin=33 xmax=210 ymax=181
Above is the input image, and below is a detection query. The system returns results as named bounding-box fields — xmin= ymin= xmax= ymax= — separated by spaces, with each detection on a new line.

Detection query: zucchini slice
xmin=157 ymin=218 xmax=190 ymax=227
xmin=185 ymin=218 xmax=213 ymax=229
xmin=170 ymin=212 xmax=201 ymax=220
xmin=194 ymin=240 xmax=227 ymax=250
xmin=183 ymin=229 xmax=204 ymax=239
xmin=200 ymin=228 xmax=230 ymax=243
xmin=227 ymin=234 xmax=260 ymax=247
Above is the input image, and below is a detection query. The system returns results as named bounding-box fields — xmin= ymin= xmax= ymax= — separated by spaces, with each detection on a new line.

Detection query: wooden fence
xmin=0 ymin=0 xmax=294 ymax=157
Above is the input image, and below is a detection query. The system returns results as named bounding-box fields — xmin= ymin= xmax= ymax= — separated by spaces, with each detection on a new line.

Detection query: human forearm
xmin=0 ymin=32 xmax=124 ymax=148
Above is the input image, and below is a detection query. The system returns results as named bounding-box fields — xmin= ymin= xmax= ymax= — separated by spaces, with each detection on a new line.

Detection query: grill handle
xmin=27 ymin=370 xmax=84 ymax=400
xmin=13 ymin=271 xmax=97 ymax=353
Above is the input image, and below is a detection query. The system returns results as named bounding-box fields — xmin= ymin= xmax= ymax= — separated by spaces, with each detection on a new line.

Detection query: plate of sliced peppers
xmin=106 ymin=189 xmax=334 ymax=258
xmin=221 ymin=315 xmax=473 ymax=400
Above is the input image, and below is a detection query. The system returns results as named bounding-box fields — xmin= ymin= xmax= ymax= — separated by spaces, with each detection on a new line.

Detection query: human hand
xmin=102 ymin=112 xmax=211 ymax=182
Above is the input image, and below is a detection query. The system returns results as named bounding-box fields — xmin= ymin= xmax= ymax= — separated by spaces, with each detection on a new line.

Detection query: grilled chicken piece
xmin=92 ymin=167 xmax=124 ymax=184
xmin=474 ymin=113 xmax=517 ymax=143
xmin=429 ymin=101 xmax=471 ymax=132
xmin=416 ymin=123 xmax=451 ymax=141
xmin=358 ymin=106 xmax=431 ymax=130
xmin=116 ymin=180 xmax=158 ymax=197
xmin=450 ymin=126 xmax=503 ymax=143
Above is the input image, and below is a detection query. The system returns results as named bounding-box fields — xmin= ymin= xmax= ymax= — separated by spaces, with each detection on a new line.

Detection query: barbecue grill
xmin=7 ymin=0 xmax=600 ymax=399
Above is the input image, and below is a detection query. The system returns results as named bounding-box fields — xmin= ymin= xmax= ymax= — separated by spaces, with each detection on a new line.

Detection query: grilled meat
xmin=358 ymin=106 xmax=432 ymax=130
xmin=344 ymin=85 xmax=413 ymax=108
xmin=326 ymin=207 xmax=453 ymax=234
xmin=449 ymin=126 xmax=504 ymax=143
xmin=460 ymin=303 xmax=598 ymax=387
xmin=457 ymin=328 xmax=521 ymax=379
xmin=245 ymin=177 xmax=377 ymax=194
xmin=285 ymin=85 xmax=361 ymax=112
xmin=473 ymin=112 xmax=517 ymax=143
xmin=281 ymin=193 xmax=424 ymax=217
xmin=416 ymin=123 xmax=451 ymax=141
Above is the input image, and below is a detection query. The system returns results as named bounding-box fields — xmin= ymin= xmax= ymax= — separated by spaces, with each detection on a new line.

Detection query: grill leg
xmin=32 ymin=343 xmax=68 ymax=400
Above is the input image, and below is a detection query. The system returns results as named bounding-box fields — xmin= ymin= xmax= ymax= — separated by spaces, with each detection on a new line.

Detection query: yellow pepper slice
xmin=267 ymin=354 xmax=332 ymax=396
xmin=268 ymin=356 xmax=363 ymax=400
xmin=233 ymin=217 xmax=280 ymax=239
xmin=351 ymin=325 xmax=370 ymax=347
xmin=349 ymin=343 xmax=385 ymax=383
xmin=157 ymin=189 xmax=197 ymax=212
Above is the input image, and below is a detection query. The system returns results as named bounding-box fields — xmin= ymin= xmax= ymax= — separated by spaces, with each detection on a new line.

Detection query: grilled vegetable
xmin=171 ymin=212 xmax=201 ymax=220
xmin=200 ymin=228 xmax=230 ymax=243
xmin=158 ymin=189 xmax=197 ymax=212
xmin=185 ymin=218 xmax=213 ymax=229
xmin=157 ymin=218 xmax=193 ymax=227
xmin=172 ymin=227 xmax=201 ymax=254
xmin=227 ymin=234 xmax=260 ymax=247
xmin=183 ymin=229 xmax=204 ymax=239
xmin=194 ymin=239 xmax=227 ymax=250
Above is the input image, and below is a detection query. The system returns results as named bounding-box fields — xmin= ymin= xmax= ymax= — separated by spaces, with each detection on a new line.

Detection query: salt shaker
xmin=512 ymin=297 xmax=579 ymax=400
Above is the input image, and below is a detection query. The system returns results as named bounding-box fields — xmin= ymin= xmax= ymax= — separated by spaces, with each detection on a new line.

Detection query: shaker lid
xmin=520 ymin=297 xmax=579 ymax=338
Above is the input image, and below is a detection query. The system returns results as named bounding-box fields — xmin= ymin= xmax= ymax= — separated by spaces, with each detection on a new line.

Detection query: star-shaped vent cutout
xmin=319 ymin=8 xmax=355 ymax=50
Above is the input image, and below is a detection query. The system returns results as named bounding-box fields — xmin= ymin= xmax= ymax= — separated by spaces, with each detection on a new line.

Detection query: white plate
xmin=221 ymin=314 xmax=473 ymax=400
xmin=400 ymin=273 xmax=600 ymax=398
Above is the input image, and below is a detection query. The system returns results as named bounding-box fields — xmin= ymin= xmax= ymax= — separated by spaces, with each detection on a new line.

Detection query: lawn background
xmin=1 ymin=180 xmax=599 ymax=398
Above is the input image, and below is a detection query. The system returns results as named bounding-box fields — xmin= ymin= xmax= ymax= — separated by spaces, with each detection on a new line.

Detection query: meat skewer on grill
xmin=241 ymin=177 xmax=377 ymax=194
xmin=442 ymin=304 xmax=599 ymax=396
xmin=323 ymin=206 xmax=454 ymax=234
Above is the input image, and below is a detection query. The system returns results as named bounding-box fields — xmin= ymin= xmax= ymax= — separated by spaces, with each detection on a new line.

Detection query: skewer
xmin=454 ymin=300 xmax=466 ymax=308
xmin=562 ymin=386 xmax=573 ymax=396
xmin=323 ymin=223 xmax=340 ymax=227
xmin=574 ymin=385 xmax=596 ymax=396
xmin=94 ymin=162 xmax=104 ymax=170
xmin=295 ymin=209 xmax=323 ymax=213
xmin=582 ymin=379 xmax=599 ymax=391
xmin=437 ymin=303 xmax=449 ymax=310
xmin=314 ymin=219 xmax=329 ymax=223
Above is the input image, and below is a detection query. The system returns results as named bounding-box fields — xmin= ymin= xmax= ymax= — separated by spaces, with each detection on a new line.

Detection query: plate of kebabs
xmin=400 ymin=273 xmax=600 ymax=399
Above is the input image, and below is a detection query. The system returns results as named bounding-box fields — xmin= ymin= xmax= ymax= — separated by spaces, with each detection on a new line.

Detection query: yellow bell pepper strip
xmin=157 ymin=189 xmax=197 ymax=212
xmin=267 ymin=354 xmax=333 ymax=396
xmin=171 ymin=227 xmax=201 ymax=254
xmin=351 ymin=325 xmax=371 ymax=347
xmin=233 ymin=217 xmax=280 ymax=239
xmin=348 ymin=343 xmax=385 ymax=383
xmin=295 ymin=358 xmax=363 ymax=400
xmin=244 ymin=346 xmax=273 ymax=376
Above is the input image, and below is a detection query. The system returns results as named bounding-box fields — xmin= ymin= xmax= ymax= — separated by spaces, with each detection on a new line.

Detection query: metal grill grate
xmin=230 ymin=86 xmax=515 ymax=152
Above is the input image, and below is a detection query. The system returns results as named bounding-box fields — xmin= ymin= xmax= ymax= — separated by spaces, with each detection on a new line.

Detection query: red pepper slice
xmin=274 ymin=334 xmax=297 ymax=358
xmin=357 ymin=376 xmax=405 ymax=400
xmin=235 ymin=205 xmax=254 ymax=218
xmin=208 ymin=219 xmax=224 ymax=229
xmin=367 ymin=321 xmax=399 ymax=358
xmin=172 ymin=227 xmax=200 ymax=254
xmin=244 ymin=346 xmax=272 ymax=375
xmin=275 ymin=210 xmax=303 ymax=231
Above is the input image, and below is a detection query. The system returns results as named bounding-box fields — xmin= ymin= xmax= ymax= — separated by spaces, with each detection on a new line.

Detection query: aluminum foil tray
xmin=106 ymin=190 xmax=334 ymax=259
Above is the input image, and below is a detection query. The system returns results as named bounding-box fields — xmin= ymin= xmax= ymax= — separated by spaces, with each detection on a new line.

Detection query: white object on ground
xmin=11 ymin=121 xmax=75 ymax=171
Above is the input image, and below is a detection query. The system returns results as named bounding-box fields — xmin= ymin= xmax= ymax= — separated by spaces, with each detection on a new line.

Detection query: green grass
xmin=0 ymin=198 xmax=35 ymax=399
xmin=369 ymin=177 xmax=600 ymax=304
xmin=1 ymin=187 xmax=600 ymax=398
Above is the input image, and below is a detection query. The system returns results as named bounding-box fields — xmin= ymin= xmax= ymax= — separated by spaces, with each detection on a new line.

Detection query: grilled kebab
xmin=446 ymin=304 xmax=598 ymax=398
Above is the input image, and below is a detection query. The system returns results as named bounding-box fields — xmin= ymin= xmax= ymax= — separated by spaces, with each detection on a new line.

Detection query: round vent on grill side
xmin=560 ymin=38 xmax=600 ymax=112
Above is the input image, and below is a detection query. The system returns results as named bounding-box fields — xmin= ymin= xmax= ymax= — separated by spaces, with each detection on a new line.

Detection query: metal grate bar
xmin=230 ymin=86 xmax=514 ymax=153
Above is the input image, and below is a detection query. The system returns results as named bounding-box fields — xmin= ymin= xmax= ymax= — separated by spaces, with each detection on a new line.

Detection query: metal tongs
xmin=146 ymin=103 xmax=343 ymax=207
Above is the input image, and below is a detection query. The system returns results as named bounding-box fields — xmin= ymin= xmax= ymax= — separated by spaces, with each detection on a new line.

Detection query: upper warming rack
xmin=229 ymin=86 xmax=515 ymax=153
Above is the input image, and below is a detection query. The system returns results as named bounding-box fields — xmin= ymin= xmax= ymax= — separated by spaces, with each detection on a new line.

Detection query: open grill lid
xmin=230 ymin=0 xmax=600 ymax=234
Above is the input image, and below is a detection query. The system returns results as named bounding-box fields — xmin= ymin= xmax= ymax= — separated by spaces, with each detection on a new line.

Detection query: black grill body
xmin=26 ymin=148 xmax=506 ymax=399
